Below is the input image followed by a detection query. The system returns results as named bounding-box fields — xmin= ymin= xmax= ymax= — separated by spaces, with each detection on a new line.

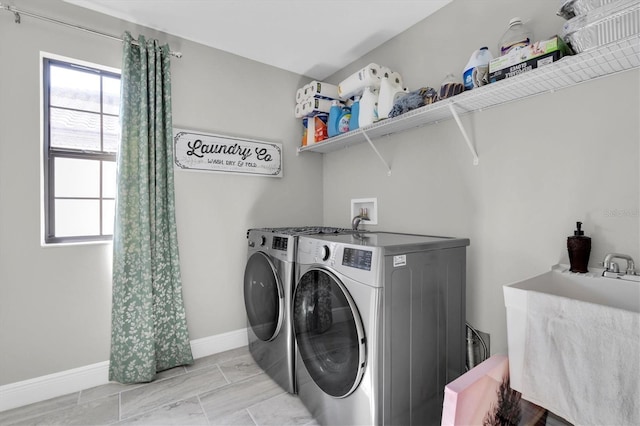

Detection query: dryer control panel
xmin=342 ymin=247 xmax=373 ymax=271
xmin=272 ymin=236 xmax=288 ymax=251
xmin=297 ymin=236 xmax=383 ymax=285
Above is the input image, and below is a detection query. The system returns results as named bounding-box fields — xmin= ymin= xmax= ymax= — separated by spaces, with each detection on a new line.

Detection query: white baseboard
xmin=190 ymin=327 xmax=248 ymax=359
xmin=0 ymin=361 xmax=109 ymax=413
xmin=0 ymin=328 xmax=248 ymax=412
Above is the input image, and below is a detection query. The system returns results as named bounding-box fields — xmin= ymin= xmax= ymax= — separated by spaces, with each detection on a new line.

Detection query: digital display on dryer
xmin=342 ymin=248 xmax=372 ymax=271
xmin=272 ymin=236 xmax=288 ymax=251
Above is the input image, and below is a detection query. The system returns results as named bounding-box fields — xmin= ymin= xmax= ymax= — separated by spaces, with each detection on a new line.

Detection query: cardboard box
xmin=489 ymin=36 xmax=572 ymax=83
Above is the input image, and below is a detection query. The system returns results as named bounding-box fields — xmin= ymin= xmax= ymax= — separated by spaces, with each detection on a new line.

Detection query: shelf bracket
xmin=448 ymin=103 xmax=479 ymax=165
xmin=361 ymin=129 xmax=392 ymax=176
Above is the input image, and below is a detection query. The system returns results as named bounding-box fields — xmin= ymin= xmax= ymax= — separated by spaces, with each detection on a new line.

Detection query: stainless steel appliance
xmin=244 ymin=227 xmax=358 ymax=394
xmin=293 ymin=232 xmax=469 ymax=425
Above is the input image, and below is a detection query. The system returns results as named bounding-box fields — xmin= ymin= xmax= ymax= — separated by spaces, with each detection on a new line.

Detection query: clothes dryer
xmin=293 ymin=232 xmax=469 ymax=425
xmin=244 ymin=227 xmax=359 ymax=394
xmin=245 ymin=229 xmax=297 ymax=393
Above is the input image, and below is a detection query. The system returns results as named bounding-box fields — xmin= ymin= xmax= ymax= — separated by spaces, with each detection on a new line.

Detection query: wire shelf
xmin=298 ymin=35 xmax=640 ymax=157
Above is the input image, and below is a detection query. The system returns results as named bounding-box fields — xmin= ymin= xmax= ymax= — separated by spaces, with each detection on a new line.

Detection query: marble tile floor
xmin=0 ymin=346 xmax=318 ymax=426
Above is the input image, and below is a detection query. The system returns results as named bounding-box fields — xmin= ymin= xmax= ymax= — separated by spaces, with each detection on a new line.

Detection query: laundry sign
xmin=173 ymin=129 xmax=282 ymax=177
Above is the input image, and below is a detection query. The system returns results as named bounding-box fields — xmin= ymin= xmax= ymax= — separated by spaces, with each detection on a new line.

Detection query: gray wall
xmin=1 ymin=0 xmax=638 ymax=388
xmin=322 ymin=0 xmax=640 ymax=353
xmin=0 ymin=0 xmax=322 ymax=385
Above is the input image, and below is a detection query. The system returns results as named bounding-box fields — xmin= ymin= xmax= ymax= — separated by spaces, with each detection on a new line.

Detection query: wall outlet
xmin=351 ymin=198 xmax=378 ymax=225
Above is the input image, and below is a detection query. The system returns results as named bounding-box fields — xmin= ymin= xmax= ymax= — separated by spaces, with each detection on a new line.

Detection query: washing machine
xmin=293 ymin=232 xmax=469 ymax=425
xmin=244 ymin=227 xmax=358 ymax=394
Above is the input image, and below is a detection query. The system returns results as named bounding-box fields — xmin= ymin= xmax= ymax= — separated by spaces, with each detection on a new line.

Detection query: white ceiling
xmin=63 ymin=0 xmax=452 ymax=80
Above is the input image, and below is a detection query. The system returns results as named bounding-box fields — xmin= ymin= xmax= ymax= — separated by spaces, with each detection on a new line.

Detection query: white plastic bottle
xmin=463 ymin=47 xmax=493 ymax=90
xmin=359 ymin=87 xmax=379 ymax=127
xmin=498 ymin=17 xmax=533 ymax=56
xmin=377 ymin=71 xmax=404 ymax=119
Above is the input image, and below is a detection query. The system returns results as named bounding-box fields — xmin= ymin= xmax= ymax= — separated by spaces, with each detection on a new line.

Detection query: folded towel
xmin=388 ymin=87 xmax=438 ymax=118
xmin=521 ymin=291 xmax=640 ymax=425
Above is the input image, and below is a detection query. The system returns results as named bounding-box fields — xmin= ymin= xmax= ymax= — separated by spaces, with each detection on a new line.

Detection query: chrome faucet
xmin=351 ymin=208 xmax=369 ymax=231
xmin=603 ymin=253 xmax=637 ymax=277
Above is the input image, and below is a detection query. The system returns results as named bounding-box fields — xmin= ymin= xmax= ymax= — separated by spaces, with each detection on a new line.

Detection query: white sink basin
xmin=503 ymin=264 xmax=640 ymax=425
xmin=506 ymin=264 xmax=640 ymax=313
xmin=504 ymin=264 xmax=640 ymax=387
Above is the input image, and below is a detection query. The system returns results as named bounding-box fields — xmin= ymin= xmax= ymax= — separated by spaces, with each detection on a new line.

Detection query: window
xmin=43 ymin=57 xmax=120 ymax=244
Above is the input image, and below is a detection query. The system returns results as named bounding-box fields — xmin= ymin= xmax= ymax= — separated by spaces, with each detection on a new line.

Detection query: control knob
xmin=320 ymin=245 xmax=331 ymax=261
xmin=259 ymin=235 xmax=266 ymax=246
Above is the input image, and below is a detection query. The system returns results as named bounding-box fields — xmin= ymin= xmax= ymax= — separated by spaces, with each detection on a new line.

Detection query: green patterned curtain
xmin=109 ymin=32 xmax=193 ymax=383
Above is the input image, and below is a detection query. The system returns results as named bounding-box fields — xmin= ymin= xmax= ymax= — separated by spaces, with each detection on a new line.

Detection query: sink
xmin=506 ymin=264 xmax=640 ymax=313
xmin=503 ymin=264 xmax=640 ymax=425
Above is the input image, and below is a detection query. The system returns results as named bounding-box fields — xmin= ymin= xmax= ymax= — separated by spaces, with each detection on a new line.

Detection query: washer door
xmin=244 ymin=251 xmax=283 ymax=342
xmin=293 ymin=268 xmax=366 ymax=398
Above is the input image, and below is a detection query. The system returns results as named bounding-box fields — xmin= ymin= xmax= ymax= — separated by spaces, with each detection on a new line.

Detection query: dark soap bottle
xmin=567 ymin=221 xmax=591 ymax=273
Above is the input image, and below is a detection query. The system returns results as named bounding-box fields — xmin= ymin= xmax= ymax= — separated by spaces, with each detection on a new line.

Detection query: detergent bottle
xmin=359 ymin=87 xmax=379 ymax=127
xmin=349 ymin=96 xmax=360 ymax=131
xmin=463 ymin=47 xmax=493 ymax=90
xmin=328 ymin=101 xmax=351 ymax=137
xmin=328 ymin=101 xmax=342 ymax=137
xmin=377 ymin=71 xmax=404 ymax=119
xmin=338 ymin=108 xmax=351 ymax=134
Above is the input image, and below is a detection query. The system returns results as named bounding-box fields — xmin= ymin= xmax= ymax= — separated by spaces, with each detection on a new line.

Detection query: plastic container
xmin=328 ymin=101 xmax=342 ymax=137
xmin=463 ymin=47 xmax=494 ymax=90
xmin=349 ymin=96 xmax=360 ymax=131
xmin=328 ymin=101 xmax=351 ymax=137
xmin=377 ymin=71 xmax=404 ymax=119
xmin=438 ymin=73 xmax=464 ymax=100
xmin=302 ymin=113 xmax=329 ymax=146
xmin=359 ymin=87 xmax=379 ymax=127
xmin=567 ymin=221 xmax=591 ymax=273
xmin=498 ymin=17 xmax=533 ymax=56
xmin=338 ymin=110 xmax=351 ymax=134
xmin=557 ymin=0 xmax=618 ymax=20
xmin=562 ymin=0 xmax=640 ymax=53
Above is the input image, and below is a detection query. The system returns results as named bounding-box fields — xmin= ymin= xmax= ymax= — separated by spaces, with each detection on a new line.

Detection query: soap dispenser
xmin=567 ymin=221 xmax=591 ymax=273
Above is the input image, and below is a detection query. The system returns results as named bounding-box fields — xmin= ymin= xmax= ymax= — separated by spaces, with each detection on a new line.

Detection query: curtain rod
xmin=0 ymin=3 xmax=183 ymax=58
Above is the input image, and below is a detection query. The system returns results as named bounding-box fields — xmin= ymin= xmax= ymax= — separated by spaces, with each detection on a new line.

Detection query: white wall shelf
xmin=297 ymin=35 xmax=640 ymax=167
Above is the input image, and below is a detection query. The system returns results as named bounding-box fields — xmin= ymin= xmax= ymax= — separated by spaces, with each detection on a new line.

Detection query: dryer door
xmin=244 ymin=251 xmax=283 ymax=342
xmin=293 ymin=268 xmax=366 ymax=398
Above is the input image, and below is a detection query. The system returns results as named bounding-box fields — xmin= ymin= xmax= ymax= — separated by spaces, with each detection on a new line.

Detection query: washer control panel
xmin=247 ymin=231 xmax=295 ymax=263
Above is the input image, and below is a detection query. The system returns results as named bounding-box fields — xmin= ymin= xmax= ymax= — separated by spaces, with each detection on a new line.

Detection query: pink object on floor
xmin=441 ymin=355 xmax=509 ymax=426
